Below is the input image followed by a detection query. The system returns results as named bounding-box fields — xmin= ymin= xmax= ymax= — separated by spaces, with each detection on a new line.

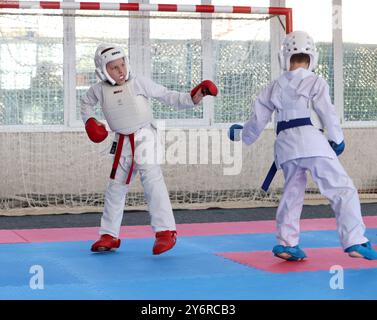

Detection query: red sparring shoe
xmin=91 ymin=234 xmax=121 ymax=252
xmin=153 ymin=231 xmax=177 ymax=255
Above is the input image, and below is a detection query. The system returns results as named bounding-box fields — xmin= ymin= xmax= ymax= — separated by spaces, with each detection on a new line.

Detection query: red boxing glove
xmin=85 ymin=118 xmax=108 ymax=143
xmin=190 ymin=80 xmax=218 ymax=97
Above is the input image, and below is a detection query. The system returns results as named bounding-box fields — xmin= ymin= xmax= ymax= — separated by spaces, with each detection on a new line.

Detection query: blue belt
xmin=261 ymin=117 xmax=313 ymax=192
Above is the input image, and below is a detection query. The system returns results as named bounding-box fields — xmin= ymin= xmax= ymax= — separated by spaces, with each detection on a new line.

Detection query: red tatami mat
xmin=218 ymin=246 xmax=377 ymax=273
xmin=1 ymin=216 xmax=377 ymax=244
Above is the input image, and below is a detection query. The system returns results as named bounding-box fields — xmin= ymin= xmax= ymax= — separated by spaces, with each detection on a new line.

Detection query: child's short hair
xmin=290 ymin=53 xmax=311 ymax=65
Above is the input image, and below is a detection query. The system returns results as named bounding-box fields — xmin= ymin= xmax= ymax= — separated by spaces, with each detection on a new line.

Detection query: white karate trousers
xmin=276 ymin=157 xmax=368 ymax=249
xmin=99 ymin=125 xmax=176 ymax=238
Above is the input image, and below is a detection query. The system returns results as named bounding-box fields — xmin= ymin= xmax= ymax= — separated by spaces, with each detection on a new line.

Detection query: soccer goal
xmin=0 ymin=1 xmax=376 ymax=215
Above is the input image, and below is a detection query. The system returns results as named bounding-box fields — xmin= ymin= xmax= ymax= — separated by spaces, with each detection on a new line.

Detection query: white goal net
xmin=0 ymin=1 xmax=376 ymax=215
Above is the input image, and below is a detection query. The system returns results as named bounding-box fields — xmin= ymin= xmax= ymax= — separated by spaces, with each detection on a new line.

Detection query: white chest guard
xmin=101 ymin=80 xmax=154 ymax=133
xmin=273 ymin=70 xmax=324 ymax=132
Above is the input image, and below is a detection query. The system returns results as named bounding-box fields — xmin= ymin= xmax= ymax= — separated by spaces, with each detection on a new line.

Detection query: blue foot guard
xmin=272 ymin=245 xmax=307 ymax=261
xmin=345 ymin=241 xmax=377 ymax=260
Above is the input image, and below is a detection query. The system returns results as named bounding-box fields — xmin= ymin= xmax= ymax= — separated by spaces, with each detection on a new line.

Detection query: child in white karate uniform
xmin=82 ymin=44 xmax=218 ymax=255
xmin=229 ymin=31 xmax=377 ymax=261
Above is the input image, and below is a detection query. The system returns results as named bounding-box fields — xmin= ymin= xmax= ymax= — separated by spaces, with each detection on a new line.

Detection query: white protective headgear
xmin=279 ymin=31 xmax=319 ymax=71
xmin=94 ymin=44 xmax=130 ymax=85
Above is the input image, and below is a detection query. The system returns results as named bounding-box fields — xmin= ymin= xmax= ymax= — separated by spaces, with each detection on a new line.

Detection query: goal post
xmin=0 ymin=0 xmax=293 ymax=33
xmin=16 ymin=2 xmax=377 ymax=216
xmin=0 ymin=1 xmax=296 ymax=214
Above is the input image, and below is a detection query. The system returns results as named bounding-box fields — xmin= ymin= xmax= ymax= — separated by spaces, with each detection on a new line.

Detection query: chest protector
xmin=101 ymin=80 xmax=154 ymax=132
xmin=273 ymin=70 xmax=324 ymax=131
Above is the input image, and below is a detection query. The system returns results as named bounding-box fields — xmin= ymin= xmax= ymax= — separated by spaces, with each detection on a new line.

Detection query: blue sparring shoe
xmin=344 ymin=241 xmax=377 ymax=260
xmin=272 ymin=245 xmax=307 ymax=261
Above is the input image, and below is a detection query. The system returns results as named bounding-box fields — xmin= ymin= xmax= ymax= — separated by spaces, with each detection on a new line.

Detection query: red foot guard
xmin=153 ymin=231 xmax=177 ymax=255
xmin=91 ymin=234 xmax=121 ymax=252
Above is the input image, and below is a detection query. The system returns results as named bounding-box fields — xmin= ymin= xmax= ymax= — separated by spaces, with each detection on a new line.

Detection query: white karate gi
xmin=242 ymin=68 xmax=368 ymax=249
xmin=81 ymin=75 xmax=195 ymax=237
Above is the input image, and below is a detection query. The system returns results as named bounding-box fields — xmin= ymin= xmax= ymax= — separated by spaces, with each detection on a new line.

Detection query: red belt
xmin=110 ymin=133 xmax=135 ymax=185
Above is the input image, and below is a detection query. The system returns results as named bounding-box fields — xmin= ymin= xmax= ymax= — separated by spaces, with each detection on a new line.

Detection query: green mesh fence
xmin=2 ymin=40 xmax=376 ymax=125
